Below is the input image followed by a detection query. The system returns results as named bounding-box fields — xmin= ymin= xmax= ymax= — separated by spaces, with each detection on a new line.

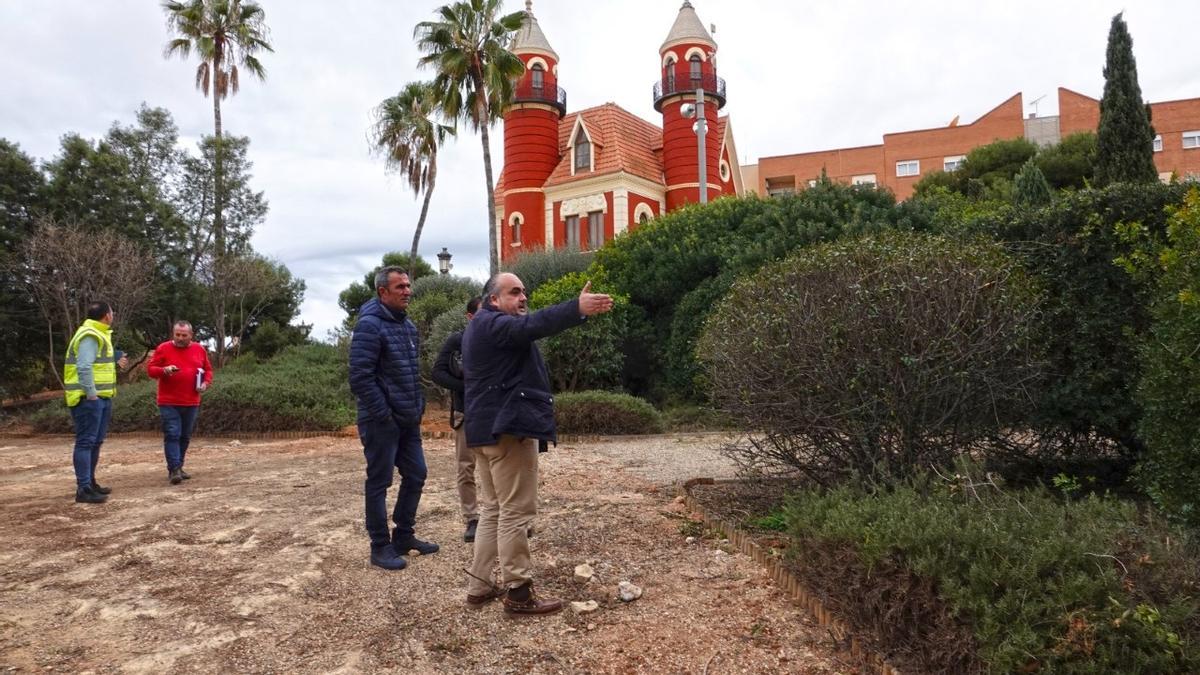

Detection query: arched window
xmin=689 ymin=54 xmax=702 ymax=82
xmin=512 ymin=215 xmax=522 ymax=244
xmin=665 ymin=57 xmax=676 ymax=91
xmin=639 ymin=212 xmax=650 ymax=226
xmin=573 ymin=126 xmax=590 ymax=172
xmin=531 ymin=63 xmax=544 ymax=93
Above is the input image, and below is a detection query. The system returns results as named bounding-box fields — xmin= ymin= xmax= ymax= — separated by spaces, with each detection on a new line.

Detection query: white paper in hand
xmin=195 ymin=368 xmax=205 ymax=392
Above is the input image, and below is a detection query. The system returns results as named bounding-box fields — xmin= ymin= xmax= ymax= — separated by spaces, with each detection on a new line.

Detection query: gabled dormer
xmin=568 ymin=116 xmax=595 ymax=175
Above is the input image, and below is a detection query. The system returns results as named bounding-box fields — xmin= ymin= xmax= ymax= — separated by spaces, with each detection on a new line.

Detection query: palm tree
xmin=162 ymin=0 xmax=272 ymax=259
xmin=415 ymin=0 xmax=525 ymax=276
xmin=371 ymin=82 xmax=456 ymax=263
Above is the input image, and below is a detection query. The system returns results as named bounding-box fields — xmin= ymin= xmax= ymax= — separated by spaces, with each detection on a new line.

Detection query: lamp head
xmin=680 ymin=103 xmax=696 ymax=118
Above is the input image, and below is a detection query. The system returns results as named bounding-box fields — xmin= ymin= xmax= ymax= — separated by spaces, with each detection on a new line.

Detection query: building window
xmin=719 ymin=160 xmax=730 ymax=182
xmin=565 ymin=215 xmax=580 ymax=248
xmin=639 ymin=212 xmax=650 ymax=226
xmin=689 ymin=54 xmax=702 ymax=82
xmin=765 ymin=176 xmax=796 ymax=197
xmin=511 ymin=215 xmax=522 ymax=244
xmin=851 ymin=174 xmax=877 ymax=186
xmin=573 ymin=126 xmax=590 ymax=172
xmin=1153 ymin=134 xmax=1163 ymax=152
xmin=896 ymin=160 xmax=920 ymax=177
xmin=586 ymin=211 xmax=603 ymax=250
xmin=943 ymin=155 xmax=966 ymax=172
xmin=1183 ymin=131 xmax=1200 ymax=149
xmin=531 ymin=64 xmax=544 ymax=93
xmin=665 ymin=58 xmax=676 ymax=91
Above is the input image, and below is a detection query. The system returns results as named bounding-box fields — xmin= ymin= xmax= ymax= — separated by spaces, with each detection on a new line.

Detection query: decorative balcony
xmin=652 ymin=73 xmax=726 ymax=112
xmin=511 ymin=82 xmax=567 ymax=116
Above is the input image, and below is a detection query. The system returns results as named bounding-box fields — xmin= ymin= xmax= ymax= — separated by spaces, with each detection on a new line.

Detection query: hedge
xmin=554 ymin=390 xmax=664 ymax=436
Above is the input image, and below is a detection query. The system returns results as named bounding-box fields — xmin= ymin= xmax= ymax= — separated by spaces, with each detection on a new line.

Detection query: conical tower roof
xmin=512 ymin=1 xmax=558 ymax=61
xmin=660 ymin=1 xmax=715 ymax=52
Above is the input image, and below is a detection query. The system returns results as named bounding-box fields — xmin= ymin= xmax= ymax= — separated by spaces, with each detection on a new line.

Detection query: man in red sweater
xmin=147 ymin=321 xmax=213 ymax=484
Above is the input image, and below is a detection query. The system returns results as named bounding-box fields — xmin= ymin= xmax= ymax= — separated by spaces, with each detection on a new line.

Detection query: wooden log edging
xmin=680 ymin=477 xmax=903 ymax=675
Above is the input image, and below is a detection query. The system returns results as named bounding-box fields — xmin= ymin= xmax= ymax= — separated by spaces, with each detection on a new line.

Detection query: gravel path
xmin=0 ymin=433 xmax=842 ymax=674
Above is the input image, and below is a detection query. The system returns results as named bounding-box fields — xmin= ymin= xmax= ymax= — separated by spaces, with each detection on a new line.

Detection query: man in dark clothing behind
xmin=430 ymin=295 xmax=482 ymax=543
xmin=461 ymin=273 xmax=613 ymax=616
xmin=348 ymin=265 xmax=439 ymax=571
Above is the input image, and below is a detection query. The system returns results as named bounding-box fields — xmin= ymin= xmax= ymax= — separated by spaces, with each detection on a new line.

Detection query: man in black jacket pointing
xmin=461 ymin=273 xmax=613 ymax=616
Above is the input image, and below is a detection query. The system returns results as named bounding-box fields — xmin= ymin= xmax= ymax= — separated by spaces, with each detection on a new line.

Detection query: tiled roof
xmin=544 ymin=103 xmax=664 ymax=187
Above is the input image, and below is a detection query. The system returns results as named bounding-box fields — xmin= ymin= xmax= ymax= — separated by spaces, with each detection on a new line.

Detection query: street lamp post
xmin=680 ymin=88 xmax=708 ymax=204
xmin=437 ymin=247 xmax=452 ymax=275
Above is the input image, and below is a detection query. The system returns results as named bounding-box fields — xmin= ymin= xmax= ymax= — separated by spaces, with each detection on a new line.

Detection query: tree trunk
xmin=211 ymin=53 xmax=227 ymax=366
xmin=410 ymin=157 xmax=436 ymax=263
xmin=473 ymin=72 xmax=499 ymax=277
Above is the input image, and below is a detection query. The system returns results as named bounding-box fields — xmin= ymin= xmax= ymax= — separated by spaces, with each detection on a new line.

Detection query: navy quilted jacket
xmin=348 ymin=298 xmax=424 ymax=425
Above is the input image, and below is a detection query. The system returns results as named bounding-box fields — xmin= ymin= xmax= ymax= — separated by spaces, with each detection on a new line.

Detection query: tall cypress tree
xmin=1094 ymin=12 xmax=1158 ymax=186
xmin=1013 ymin=159 xmax=1052 ymax=207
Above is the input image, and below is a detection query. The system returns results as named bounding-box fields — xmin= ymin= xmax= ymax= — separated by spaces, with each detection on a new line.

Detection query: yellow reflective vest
xmin=64 ymin=319 xmax=116 ymax=407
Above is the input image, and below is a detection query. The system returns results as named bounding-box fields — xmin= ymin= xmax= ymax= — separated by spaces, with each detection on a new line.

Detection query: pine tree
xmin=1013 ymin=159 xmax=1052 ymax=207
xmin=1094 ymin=12 xmax=1158 ymax=186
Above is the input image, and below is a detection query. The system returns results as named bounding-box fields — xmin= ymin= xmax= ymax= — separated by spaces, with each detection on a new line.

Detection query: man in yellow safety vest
xmin=64 ymin=301 xmax=128 ymax=503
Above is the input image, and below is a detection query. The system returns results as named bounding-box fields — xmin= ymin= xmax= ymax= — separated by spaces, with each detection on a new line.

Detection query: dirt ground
xmin=0 ymin=432 xmax=847 ymax=674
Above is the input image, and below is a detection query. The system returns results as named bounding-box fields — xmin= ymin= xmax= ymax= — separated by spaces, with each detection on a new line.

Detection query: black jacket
xmin=461 ymin=299 xmax=586 ymax=447
xmin=430 ymin=330 xmax=464 ymax=429
xmin=348 ymin=298 xmax=424 ymax=425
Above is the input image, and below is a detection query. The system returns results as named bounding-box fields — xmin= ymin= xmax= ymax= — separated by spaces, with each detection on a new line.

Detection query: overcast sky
xmin=2 ymin=1 xmax=1195 ymax=339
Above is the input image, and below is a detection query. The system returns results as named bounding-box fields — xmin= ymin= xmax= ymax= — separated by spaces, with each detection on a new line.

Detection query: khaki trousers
xmin=454 ymin=425 xmax=478 ymax=523
xmin=467 ymin=434 xmax=538 ymax=595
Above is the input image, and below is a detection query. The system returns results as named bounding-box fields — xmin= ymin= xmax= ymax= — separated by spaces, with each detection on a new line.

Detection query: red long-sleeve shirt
xmin=147 ymin=341 xmax=213 ymax=406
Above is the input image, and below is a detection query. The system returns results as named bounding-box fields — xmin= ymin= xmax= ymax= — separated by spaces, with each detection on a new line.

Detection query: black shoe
xmin=169 ymin=468 xmax=183 ymax=485
xmin=179 ymin=468 xmax=192 ymax=480
xmin=393 ymin=537 xmax=440 ymax=556
xmin=370 ymin=545 xmax=408 ymax=570
xmin=75 ymin=486 xmax=108 ymax=504
xmin=90 ymin=482 xmax=112 ymax=495
xmin=463 ymin=519 xmax=478 ymax=543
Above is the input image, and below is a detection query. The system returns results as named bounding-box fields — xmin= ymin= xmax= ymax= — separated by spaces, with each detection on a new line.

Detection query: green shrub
xmin=554 ymin=390 xmax=664 ymax=435
xmin=780 ymin=469 xmax=1200 ymax=673
xmin=529 ymin=272 xmax=630 ymax=392
xmin=502 ymin=246 xmax=591 ymax=296
xmin=1119 ymin=188 xmax=1200 ymax=523
xmin=28 ymin=343 xmax=354 ymax=433
xmin=699 ymin=232 xmax=1043 ymax=484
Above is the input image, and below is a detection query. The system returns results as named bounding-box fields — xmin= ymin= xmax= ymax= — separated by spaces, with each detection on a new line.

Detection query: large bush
xmin=1119 ymin=188 xmax=1200 ymax=523
xmin=29 ymin=344 xmax=354 ymax=433
xmin=502 ymin=246 xmax=591 ymax=297
xmin=699 ymin=232 xmax=1043 ymax=483
xmin=554 ymin=390 xmax=664 ymax=435
xmin=780 ymin=469 xmax=1200 ymax=673
xmin=593 ymin=183 xmax=916 ymax=402
xmin=529 ymin=272 xmax=630 ymax=392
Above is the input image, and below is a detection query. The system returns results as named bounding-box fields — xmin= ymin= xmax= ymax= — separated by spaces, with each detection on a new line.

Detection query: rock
xmin=685 ymin=536 xmax=696 ymax=544
xmin=586 ymin=623 xmax=596 ymax=631
xmin=229 ymin=439 xmax=243 ymax=447
xmin=570 ymin=600 xmax=599 ymax=614
xmin=574 ymin=563 xmax=594 ymax=583
xmin=618 ymin=581 xmax=643 ymax=602
xmin=672 ymin=495 xmax=686 ymax=504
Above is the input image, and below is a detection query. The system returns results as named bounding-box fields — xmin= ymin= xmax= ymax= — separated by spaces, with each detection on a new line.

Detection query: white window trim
xmin=943 ymin=155 xmax=966 ymax=172
xmin=897 ymin=160 xmax=920 ymax=177
xmin=719 ymin=159 xmax=730 ymax=182
xmin=525 ymin=56 xmax=549 ymax=72
xmin=661 ymin=51 xmax=678 ymax=67
xmin=508 ymin=211 xmax=525 ymax=245
xmin=1153 ymin=134 xmax=1163 ymax=152
xmin=851 ymin=174 xmax=877 ymax=185
xmin=632 ymin=202 xmax=654 ymax=225
xmin=683 ymin=46 xmax=708 ymax=62
xmin=1183 ymin=131 xmax=1200 ymax=149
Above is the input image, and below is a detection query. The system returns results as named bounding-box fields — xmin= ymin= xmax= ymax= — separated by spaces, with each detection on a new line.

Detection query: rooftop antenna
xmin=1029 ymin=93 xmax=1047 ymax=118
xmin=711 ymin=23 xmax=717 ymax=36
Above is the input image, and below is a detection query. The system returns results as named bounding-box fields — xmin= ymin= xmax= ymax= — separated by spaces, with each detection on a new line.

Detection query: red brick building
xmin=754 ymin=88 xmax=1200 ymax=201
xmin=495 ymin=1 xmax=744 ymax=262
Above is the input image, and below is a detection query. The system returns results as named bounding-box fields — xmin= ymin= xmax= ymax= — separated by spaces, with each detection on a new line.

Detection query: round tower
xmin=654 ymin=1 xmax=725 ymax=210
xmin=501 ymin=1 xmax=565 ymax=259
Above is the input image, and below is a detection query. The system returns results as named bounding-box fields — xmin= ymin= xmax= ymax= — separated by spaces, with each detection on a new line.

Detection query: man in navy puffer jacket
xmin=349 ymin=266 xmax=439 ymax=570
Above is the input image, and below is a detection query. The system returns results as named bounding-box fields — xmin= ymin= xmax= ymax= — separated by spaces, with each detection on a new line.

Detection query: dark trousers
xmin=70 ymin=398 xmax=112 ymax=488
xmin=358 ymin=418 xmax=426 ymax=548
xmin=160 ymin=405 xmax=199 ymax=471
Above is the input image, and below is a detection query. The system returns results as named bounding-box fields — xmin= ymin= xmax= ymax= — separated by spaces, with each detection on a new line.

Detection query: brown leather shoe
xmin=502 ymin=585 xmax=562 ymax=616
xmin=465 ymin=587 xmax=503 ymax=610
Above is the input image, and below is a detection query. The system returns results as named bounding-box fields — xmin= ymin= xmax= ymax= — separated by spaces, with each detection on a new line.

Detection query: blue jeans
xmin=359 ymin=418 xmax=426 ymax=548
xmin=160 ymin=405 xmax=199 ymax=471
xmin=71 ymin=398 xmax=112 ymax=488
